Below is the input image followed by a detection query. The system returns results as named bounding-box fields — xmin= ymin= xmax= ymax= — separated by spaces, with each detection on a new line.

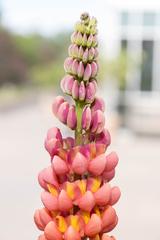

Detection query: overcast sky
xmin=1 ymin=0 xmax=160 ymax=37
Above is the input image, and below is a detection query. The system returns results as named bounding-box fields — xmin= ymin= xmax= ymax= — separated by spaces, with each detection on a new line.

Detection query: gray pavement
xmin=0 ymin=98 xmax=160 ymax=240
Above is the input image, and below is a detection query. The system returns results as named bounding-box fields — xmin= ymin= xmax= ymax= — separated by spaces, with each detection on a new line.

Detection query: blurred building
xmin=105 ymin=2 xmax=160 ymax=135
xmin=120 ymin=10 xmax=160 ymax=135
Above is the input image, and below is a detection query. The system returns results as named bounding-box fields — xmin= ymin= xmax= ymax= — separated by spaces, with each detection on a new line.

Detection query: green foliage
xmin=0 ymin=28 xmax=28 ymax=86
xmin=105 ymin=50 xmax=141 ymax=91
xmin=31 ymin=61 xmax=64 ymax=88
xmin=0 ymin=27 xmax=71 ymax=87
xmin=105 ymin=50 xmax=128 ymax=90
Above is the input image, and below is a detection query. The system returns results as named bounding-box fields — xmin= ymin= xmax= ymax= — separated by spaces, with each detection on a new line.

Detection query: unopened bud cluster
xmin=62 ymin=14 xmax=99 ymax=105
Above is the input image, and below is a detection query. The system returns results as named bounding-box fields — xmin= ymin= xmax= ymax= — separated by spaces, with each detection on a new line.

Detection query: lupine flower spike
xmin=34 ymin=12 xmax=120 ymax=240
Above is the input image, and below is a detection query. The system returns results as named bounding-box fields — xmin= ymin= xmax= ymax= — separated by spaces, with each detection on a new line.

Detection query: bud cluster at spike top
xmin=34 ymin=13 xmax=121 ymax=240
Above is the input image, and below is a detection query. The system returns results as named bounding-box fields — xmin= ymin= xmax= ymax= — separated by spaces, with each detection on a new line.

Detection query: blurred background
xmin=0 ymin=0 xmax=160 ymax=239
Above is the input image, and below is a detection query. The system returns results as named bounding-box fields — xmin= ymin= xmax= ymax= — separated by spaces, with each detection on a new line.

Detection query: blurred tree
xmin=0 ymin=28 xmax=28 ymax=86
xmin=31 ymin=61 xmax=64 ymax=88
xmin=14 ymin=31 xmax=71 ymax=87
xmin=105 ymin=50 xmax=128 ymax=91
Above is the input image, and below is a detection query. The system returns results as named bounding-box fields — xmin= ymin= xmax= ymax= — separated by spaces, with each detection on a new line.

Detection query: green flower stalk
xmin=34 ymin=13 xmax=121 ymax=240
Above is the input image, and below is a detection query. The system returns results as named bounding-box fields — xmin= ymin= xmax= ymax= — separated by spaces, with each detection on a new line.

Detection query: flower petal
xmin=85 ymin=214 xmax=102 ymax=237
xmin=44 ymin=221 xmax=63 ymax=240
xmin=102 ymin=169 xmax=115 ymax=182
xmin=38 ymin=166 xmax=59 ymax=190
xmin=52 ymin=155 xmax=68 ymax=175
xmin=101 ymin=206 xmax=117 ymax=230
xmin=94 ymin=183 xmax=111 ymax=206
xmin=105 ymin=152 xmax=119 ymax=172
xmin=58 ymin=190 xmax=73 ymax=211
xmin=64 ymin=226 xmax=81 ymax=240
xmin=88 ymin=154 xmax=106 ymax=176
xmin=78 ymin=191 xmax=95 ymax=212
xmin=41 ymin=191 xmax=58 ymax=211
xmin=72 ymin=152 xmax=88 ymax=174
xmin=109 ymin=186 xmax=121 ymax=205
xmin=87 ymin=177 xmax=101 ymax=193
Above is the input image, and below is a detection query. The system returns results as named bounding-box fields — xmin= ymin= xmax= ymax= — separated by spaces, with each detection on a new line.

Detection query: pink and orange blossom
xmin=34 ymin=13 xmax=120 ymax=240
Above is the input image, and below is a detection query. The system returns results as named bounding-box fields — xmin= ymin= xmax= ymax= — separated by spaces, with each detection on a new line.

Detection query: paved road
xmin=0 ymin=97 xmax=160 ymax=240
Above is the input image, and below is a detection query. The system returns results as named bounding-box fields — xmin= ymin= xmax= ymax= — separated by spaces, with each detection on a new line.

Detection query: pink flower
xmin=64 ymin=226 xmax=81 ymax=240
xmin=84 ymin=214 xmax=102 ymax=237
xmin=35 ymin=13 xmax=120 ymax=240
xmin=34 ymin=208 xmax=52 ymax=230
xmin=44 ymin=221 xmax=63 ymax=240
xmin=52 ymin=155 xmax=69 ymax=175
xmin=83 ymin=63 xmax=92 ymax=81
xmin=72 ymin=152 xmax=88 ymax=174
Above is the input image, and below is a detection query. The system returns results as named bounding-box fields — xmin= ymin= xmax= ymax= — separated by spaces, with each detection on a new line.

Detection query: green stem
xmin=75 ymin=101 xmax=84 ymax=145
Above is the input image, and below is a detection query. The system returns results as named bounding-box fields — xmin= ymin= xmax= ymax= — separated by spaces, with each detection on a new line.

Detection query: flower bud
xmin=91 ymin=97 xmax=105 ymax=112
xmin=72 ymin=152 xmax=88 ymax=174
xmin=88 ymin=47 xmax=95 ymax=61
xmin=34 ymin=208 xmax=52 ymax=231
xmin=91 ymin=62 xmax=98 ymax=78
xmin=61 ymin=75 xmax=74 ymax=95
xmin=64 ymin=226 xmax=81 ymax=240
xmin=77 ymin=191 xmax=95 ymax=212
xmin=103 ymin=169 xmax=115 ymax=182
xmin=75 ymin=32 xmax=83 ymax=45
xmin=87 ymin=34 xmax=93 ymax=48
xmin=82 ymin=106 xmax=92 ymax=130
xmin=79 ymin=81 xmax=86 ymax=101
xmin=101 ymin=206 xmax=117 ymax=230
xmin=82 ymin=33 xmax=87 ymax=46
xmin=72 ymin=44 xmax=79 ymax=58
xmin=109 ymin=186 xmax=121 ymax=206
xmin=52 ymin=96 xmax=65 ymax=116
xmin=92 ymin=35 xmax=98 ymax=47
xmin=44 ymin=221 xmax=63 ymax=240
xmin=72 ymin=80 xmax=79 ymax=100
xmin=68 ymin=44 xmax=74 ymax=57
xmin=90 ymin=17 xmax=97 ymax=26
xmin=90 ymin=26 xmax=97 ymax=35
xmin=57 ymin=102 xmax=69 ymax=124
xmin=88 ymin=154 xmax=106 ymax=176
xmin=64 ymin=57 xmax=74 ymax=73
xmin=83 ymin=63 xmax=92 ymax=81
xmin=52 ymin=155 xmax=69 ymax=175
xmin=85 ymin=82 xmax=96 ymax=103
xmin=71 ymin=31 xmax=77 ymax=43
xmin=77 ymin=61 xmax=84 ymax=78
xmin=105 ymin=152 xmax=119 ymax=172
xmin=71 ymin=59 xmax=79 ymax=75
xmin=78 ymin=46 xmax=84 ymax=59
xmin=63 ymin=137 xmax=75 ymax=149
xmin=84 ymin=214 xmax=102 ymax=237
xmin=41 ymin=191 xmax=58 ymax=211
xmin=67 ymin=105 xmax=77 ymax=129
xmin=74 ymin=21 xmax=81 ymax=32
xmin=91 ymin=110 xmax=105 ymax=134
xmin=82 ymin=48 xmax=89 ymax=63
xmin=46 ymin=127 xmax=63 ymax=142
xmin=94 ymin=183 xmax=111 ymax=206
xmin=95 ymin=128 xmax=111 ymax=147
xmin=58 ymin=190 xmax=73 ymax=211
xmin=38 ymin=166 xmax=59 ymax=190
xmin=92 ymin=80 xmax=98 ymax=90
